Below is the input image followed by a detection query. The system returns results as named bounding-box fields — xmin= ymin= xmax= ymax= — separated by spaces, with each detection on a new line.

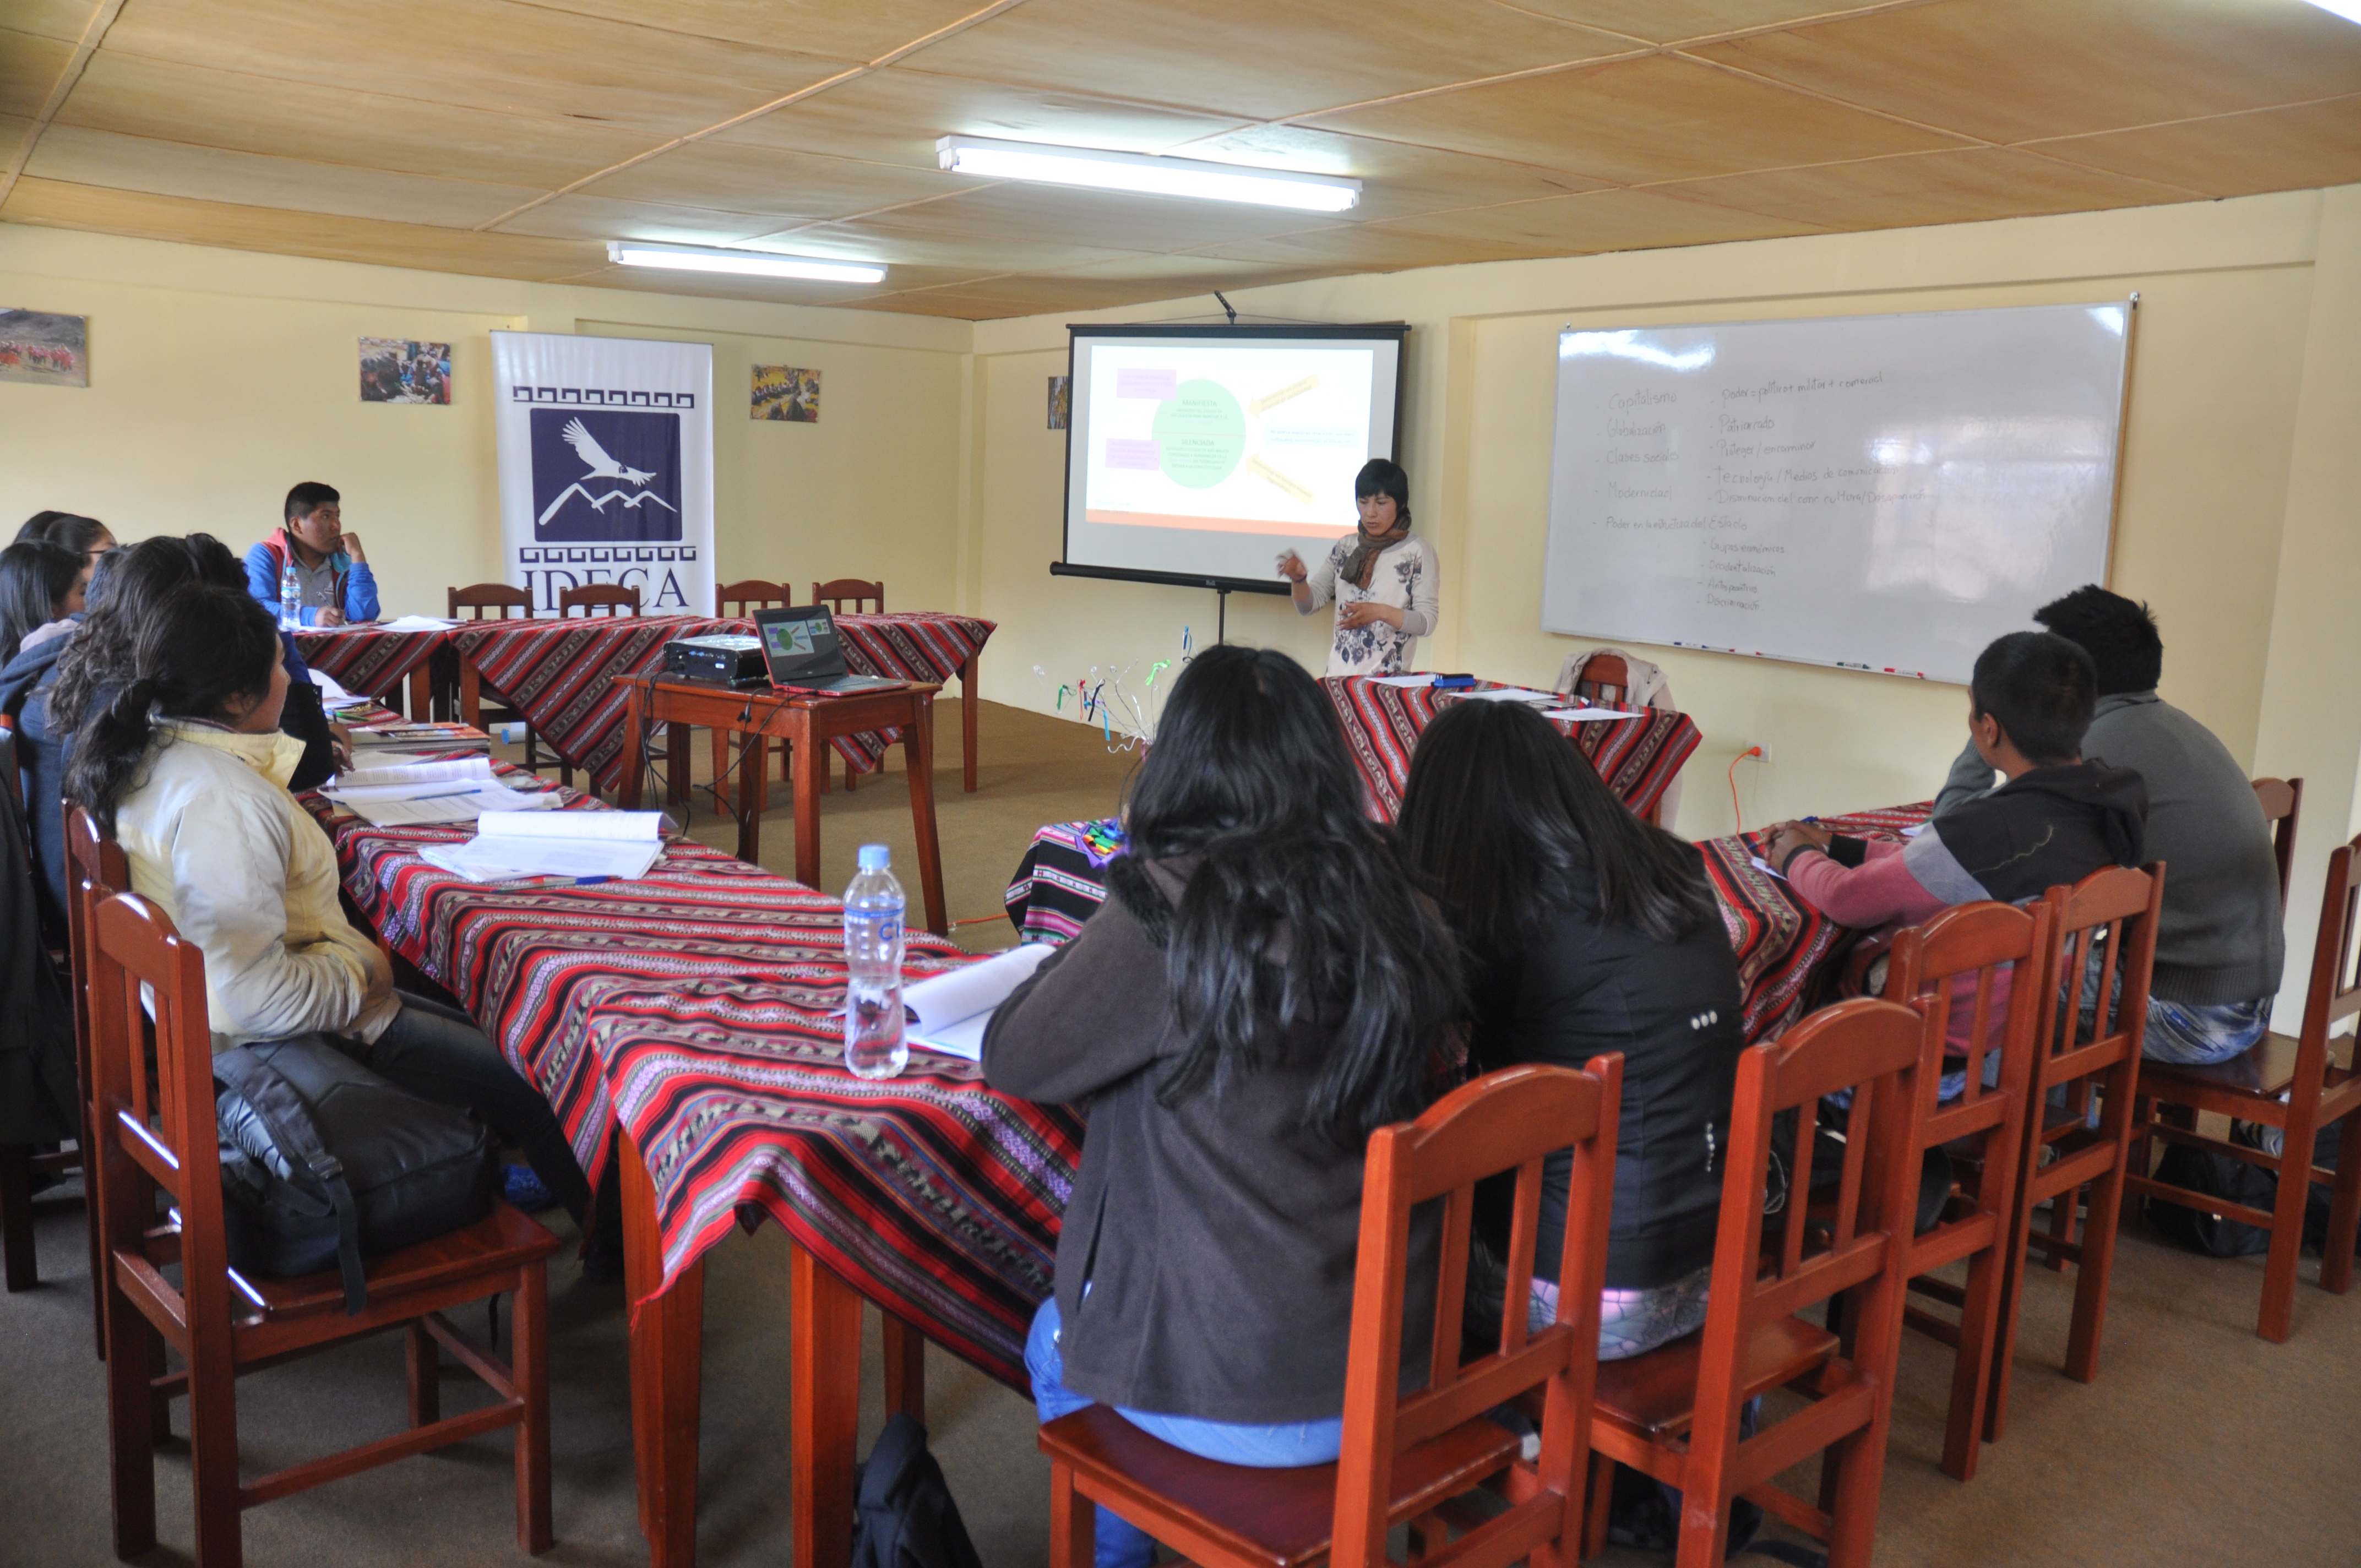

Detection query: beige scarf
xmin=1339 ymin=519 xmax=1410 ymax=591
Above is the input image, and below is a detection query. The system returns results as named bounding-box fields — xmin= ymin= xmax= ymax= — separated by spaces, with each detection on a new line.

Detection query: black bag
xmin=214 ymin=1037 xmax=499 ymax=1313
xmin=848 ymin=1414 xmax=983 ymax=1568
xmin=2147 ymin=1140 xmax=2277 ymax=1258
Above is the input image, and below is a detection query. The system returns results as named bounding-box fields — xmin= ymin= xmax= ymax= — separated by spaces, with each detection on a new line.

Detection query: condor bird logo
xmin=530 ymin=407 xmax=683 ymax=541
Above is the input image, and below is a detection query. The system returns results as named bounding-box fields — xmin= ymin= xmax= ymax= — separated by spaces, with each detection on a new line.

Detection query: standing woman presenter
xmin=1276 ymin=457 xmax=1439 ymax=677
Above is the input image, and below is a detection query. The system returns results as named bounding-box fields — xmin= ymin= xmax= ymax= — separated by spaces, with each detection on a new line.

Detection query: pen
xmin=494 ymin=874 xmax=617 ymax=890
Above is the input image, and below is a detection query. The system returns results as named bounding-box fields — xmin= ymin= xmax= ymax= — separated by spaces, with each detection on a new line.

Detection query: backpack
xmin=214 ymin=1036 xmax=500 ymax=1313
xmin=848 ymin=1414 xmax=983 ymax=1568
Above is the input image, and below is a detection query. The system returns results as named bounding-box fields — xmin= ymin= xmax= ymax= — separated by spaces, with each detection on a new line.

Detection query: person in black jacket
xmin=984 ymin=645 xmax=1461 ymax=1568
xmin=1399 ymin=698 xmax=1745 ymax=1359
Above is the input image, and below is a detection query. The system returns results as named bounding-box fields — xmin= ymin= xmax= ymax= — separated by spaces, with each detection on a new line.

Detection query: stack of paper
xmin=1457 ymin=685 xmax=1563 ymax=705
xmin=901 ymin=943 xmax=1056 ymax=1061
xmin=374 ymin=614 xmax=465 ymax=633
xmin=1373 ymin=673 xmax=1437 ymax=689
xmin=1541 ymin=703 xmax=1646 ymax=722
xmin=350 ymin=720 xmax=492 ymax=755
xmin=324 ymin=758 xmax=562 ymax=826
xmin=422 ymin=810 xmax=666 ymax=883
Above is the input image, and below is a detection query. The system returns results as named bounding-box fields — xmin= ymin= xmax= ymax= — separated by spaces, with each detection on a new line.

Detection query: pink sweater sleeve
xmin=1785 ymin=839 xmax=1947 ymax=931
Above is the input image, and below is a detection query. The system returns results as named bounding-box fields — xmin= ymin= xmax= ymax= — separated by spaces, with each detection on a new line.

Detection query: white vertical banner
xmin=491 ymin=330 xmax=713 ymax=616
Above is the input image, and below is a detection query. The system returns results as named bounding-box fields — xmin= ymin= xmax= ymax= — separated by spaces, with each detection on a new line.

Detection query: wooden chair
xmin=1873 ymin=899 xmax=2049 ymax=1480
xmin=559 ymin=582 xmax=640 ymax=618
xmin=1558 ymin=651 xmax=1631 ymax=707
xmin=1039 ymin=1059 xmax=1622 ymax=1568
xmin=0 ymin=717 xmax=83 ymax=1295
xmin=711 ymin=581 xmax=794 ymax=813
xmin=1987 ymin=863 xmax=2163 ymax=1445
xmin=448 ymin=584 xmax=549 ymax=777
xmin=2253 ymin=776 xmax=2303 ymax=915
xmin=1582 ymin=998 xmax=1927 ymax=1566
xmin=88 ymin=889 xmax=561 ymax=1565
xmin=2126 ymin=832 xmax=2361 ymax=1341
xmin=810 ymin=578 xmax=883 ymax=615
xmin=59 ymin=806 xmax=128 ymax=1355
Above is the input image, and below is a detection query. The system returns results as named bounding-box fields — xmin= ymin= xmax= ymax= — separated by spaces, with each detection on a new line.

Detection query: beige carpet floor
xmin=4 ymin=701 xmax=2357 ymax=1565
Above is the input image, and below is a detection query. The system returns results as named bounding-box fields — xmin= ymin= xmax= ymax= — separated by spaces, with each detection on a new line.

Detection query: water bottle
xmin=279 ymin=558 xmax=302 ymax=630
xmin=842 ymin=843 xmax=908 ymax=1080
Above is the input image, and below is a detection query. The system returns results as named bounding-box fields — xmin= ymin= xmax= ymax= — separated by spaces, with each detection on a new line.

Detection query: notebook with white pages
xmin=422 ymin=809 xmax=666 ymax=882
xmin=901 ymin=943 xmax=1056 ymax=1061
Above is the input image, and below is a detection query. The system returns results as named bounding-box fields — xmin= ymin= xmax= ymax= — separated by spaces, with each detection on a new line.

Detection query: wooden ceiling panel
xmin=101 ymin=0 xmax=864 ymax=138
xmin=1162 ymin=124 xmax=1608 ymax=224
xmin=26 ymin=125 xmax=541 ymax=228
xmin=1489 ymin=2 xmax=1911 ymax=47
xmin=1 ymin=27 xmax=75 ymax=120
xmin=842 ymin=181 xmax=1352 ymax=252
xmin=56 ymin=53 xmax=647 ymax=187
xmin=0 ymin=176 xmax=610 ymax=279
xmin=512 ymin=0 xmax=989 ymax=58
xmin=1662 ymin=146 xmax=2207 ymax=231
xmin=1378 ymin=184 xmax=1826 ymax=252
xmin=899 ymin=0 xmax=1630 ymax=121
xmin=489 ymin=195 xmax=813 ymax=247
xmin=587 ymin=140 xmax=969 ymax=222
xmin=569 ymin=258 xmax=995 ymax=304
xmin=769 ymin=219 xmax=1147 ymax=275
xmin=2029 ymin=96 xmax=2361 ymax=200
xmin=12 ymin=3 xmax=96 ymax=44
xmin=1185 ymin=222 xmax=1566 ymax=271
xmin=711 ymin=67 xmax=1255 ymax=170
xmin=863 ymin=271 xmax=1223 ymax=317
xmin=1694 ymin=0 xmax=2361 ymax=146
xmin=1303 ymin=51 xmax=1966 ymax=183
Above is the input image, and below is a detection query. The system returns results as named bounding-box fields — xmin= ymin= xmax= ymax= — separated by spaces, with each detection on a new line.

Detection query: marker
xmin=495 ymin=874 xmax=616 ymax=889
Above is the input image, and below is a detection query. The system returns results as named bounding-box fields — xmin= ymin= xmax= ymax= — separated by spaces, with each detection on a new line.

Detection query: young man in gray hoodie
xmin=1934 ymin=586 xmax=2285 ymax=1064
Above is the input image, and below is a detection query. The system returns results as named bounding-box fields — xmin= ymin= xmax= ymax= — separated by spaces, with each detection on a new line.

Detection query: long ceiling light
xmin=2299 ymin=0 xmax=2361 ymax=21
xmin=937 ymin=135 xmax=1360 ymax=213
xmin=607 ymin=241 xmax=884 ymax=284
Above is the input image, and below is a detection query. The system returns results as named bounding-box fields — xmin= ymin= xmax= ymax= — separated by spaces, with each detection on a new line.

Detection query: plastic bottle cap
xmin=857 ymin=844 xmax=890 ymax=870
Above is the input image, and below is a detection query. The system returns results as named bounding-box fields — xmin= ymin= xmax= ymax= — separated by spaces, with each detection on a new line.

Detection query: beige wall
xmin=967 ymin=190 xmax=2333 ymax=839
xmin=0 ymin=225 xmax=969 ymax=621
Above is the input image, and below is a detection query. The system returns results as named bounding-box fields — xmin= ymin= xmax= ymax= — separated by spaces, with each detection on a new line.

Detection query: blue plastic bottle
xmin=842 ymin=844 xmax=908 ymax=1080
xmin=279 ymin=558 xmax=302 ymax=630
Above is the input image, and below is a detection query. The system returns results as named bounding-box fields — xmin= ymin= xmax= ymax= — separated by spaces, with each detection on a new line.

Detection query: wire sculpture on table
xmin=1034 ymin=624 xmax=1194 ymax=754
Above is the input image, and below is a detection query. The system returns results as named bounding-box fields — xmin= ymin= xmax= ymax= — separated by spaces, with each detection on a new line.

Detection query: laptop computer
xmin=753 ymin=604 xmax=904 ymax=695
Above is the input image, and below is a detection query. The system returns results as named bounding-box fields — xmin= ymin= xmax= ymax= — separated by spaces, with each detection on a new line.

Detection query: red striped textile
xmin=1323 ymin=677 xmax=1701 ymax=823
xmin=292 ymin=624 xmax=448 ymax=697
xmin=452 ymin=612 xmax=993 ymax=795
xmin=1700 ymin=802 xmax=1934 ymax=1044
xmin=309 ymin=777 xmax=1073 ymax=1390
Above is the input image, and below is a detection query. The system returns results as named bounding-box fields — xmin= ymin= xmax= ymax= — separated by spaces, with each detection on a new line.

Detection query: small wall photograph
xmin=360 ymin=337 xmax=452 ymax=403
xmin=753 ymin=364 xmax=821 ymax=421
xmin=1048 ymin=374 xmax=1070 ymax=429
xmin=0 ymin=309 xmax=89 ymax=387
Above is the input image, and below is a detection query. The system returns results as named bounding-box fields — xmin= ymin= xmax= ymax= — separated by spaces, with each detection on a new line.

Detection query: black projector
xmin=663 ymin=634 xmax=768 ymax=687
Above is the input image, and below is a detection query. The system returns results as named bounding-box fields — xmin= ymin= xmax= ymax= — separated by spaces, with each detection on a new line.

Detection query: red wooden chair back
xmin=717 ymin=579 xmax=791 ymax=618
xmin=1562 ymin=651 xmax=1630 ymax=706
xmin=1877 ymin=899 xmax=2048 ymax=1480
xmin=559 ymin=582 xmax=640 ymax=618
xmin=1040 ymin=1059 xmax=1622 ymax=1568
xmin=447 ymin=582 xmax=531 ymax=620
xmin=1988 ymin=862 xmax=2162 ymax=1443
xmin=1586 ymin=998 xmax=1925 ymax=1565
xmin=811 ymin=578 xmax=883 ymax=615
xmin=2252 ymin=776 xmax=2302 ymax=916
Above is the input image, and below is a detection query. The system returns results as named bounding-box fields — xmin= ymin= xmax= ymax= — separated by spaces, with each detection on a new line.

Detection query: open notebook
xmin=901 ymin=943 xmax=1055 ymax=1061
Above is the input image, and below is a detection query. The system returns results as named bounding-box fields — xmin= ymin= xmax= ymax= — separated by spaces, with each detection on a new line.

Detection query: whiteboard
xmin=1541 ymin=302 xmax=2131 ymax=685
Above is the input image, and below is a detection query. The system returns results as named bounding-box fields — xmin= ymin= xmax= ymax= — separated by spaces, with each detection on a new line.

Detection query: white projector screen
xmin=1058 ymin=324 xmax=1407 ymax=594
xmin=1541 ymin=301 xmax=2132 ymax=685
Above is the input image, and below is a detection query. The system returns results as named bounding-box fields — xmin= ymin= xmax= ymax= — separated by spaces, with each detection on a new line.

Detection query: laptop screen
xmin=754 ymin=605 xmax=849 ymax=683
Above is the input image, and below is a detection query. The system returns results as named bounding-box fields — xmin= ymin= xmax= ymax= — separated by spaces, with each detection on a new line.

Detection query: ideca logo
xmin=530 ymin=408 xmax=682 ymax=541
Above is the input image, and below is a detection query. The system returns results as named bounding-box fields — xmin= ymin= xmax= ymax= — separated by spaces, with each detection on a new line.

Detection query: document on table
xmin=422 ymin=809 xmax=666 ymax=882
xmin=902 ymin=943 xmax=1056 ymax=1061
xmin=1373 ymin=673 xmax=1437 ymax=688
xmin=1457 ymin=685 xmax=1563 ymax=704
xmin=373 ymin=614 xmax=465 ymax=633
xmin=1541 ymin=704 xmax=1646 ymax=722
xmin=324 ymin=758 xmax=562 ymax=825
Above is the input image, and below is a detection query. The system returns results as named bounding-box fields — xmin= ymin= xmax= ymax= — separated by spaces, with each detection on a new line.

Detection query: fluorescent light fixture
xmin=607 ymin=241 xmax=884 ymax=284
xmin=937 ymin=135 xmax=1359 ymax=213
xmin=2300 ymin=0 xmax=2361 ymax=23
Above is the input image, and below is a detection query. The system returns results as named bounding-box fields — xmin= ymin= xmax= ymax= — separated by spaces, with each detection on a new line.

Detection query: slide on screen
xmin=1062 ymin=328 xmax=1403 ymax=589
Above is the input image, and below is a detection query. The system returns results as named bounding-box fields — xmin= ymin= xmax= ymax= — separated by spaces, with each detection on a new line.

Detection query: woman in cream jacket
xmin=66 ymin=581 xmax=590 ymax=1223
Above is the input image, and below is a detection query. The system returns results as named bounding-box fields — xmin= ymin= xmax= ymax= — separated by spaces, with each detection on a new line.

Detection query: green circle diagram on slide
xmin=1151 ymin=380 xmax=1247 ymax=489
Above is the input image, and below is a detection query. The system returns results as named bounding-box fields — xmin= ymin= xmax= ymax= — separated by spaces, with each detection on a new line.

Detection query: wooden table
xmin=613 ymin=674 xmax=950 ymax=935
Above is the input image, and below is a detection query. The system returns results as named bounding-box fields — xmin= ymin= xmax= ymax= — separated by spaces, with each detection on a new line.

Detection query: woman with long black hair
xmin=64 ymin=582 xmax=593 ymax=1230
xmin=984 ymin=644 xmax=1462 ymax=1568
xmin=0 ymin=540 xmax=86 ymax=655
xmin=1399 ymin=698 xmax=1744 ymax=1361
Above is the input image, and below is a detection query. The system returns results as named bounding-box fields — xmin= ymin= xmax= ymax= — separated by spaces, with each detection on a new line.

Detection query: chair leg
xmin=0 ymin=1144 xmax=35 ymax=1291
xmin=1943 ymin=1243 xmax=2005 ymax=1482
xmin=710 ymin=729 xmax=730 ymax=814
xmin=1820 ymin=1424 xmax=1885 ymax=1568
xmin=1582 ymin=1451 xmax=1614 ymax=1560
xmin=2325 ymin=1108 xmax=2361 ymax=1297
xmin=2063 ymin=1097 xmax=2135 ymax=1384
xmin=186 ymin=1334 xmax=242 ymax=1567
xmin=406 ymin=1319 xmax=441 ymax=1427
xmin=515 ymin=1264 xmax=552 ymax=1554
xmin=102 ymin=1272 xmax=157 ymax=1559
xmin=1047 ymin=1460 xmax=1093 ymax=1568
xmin=2042 ymin=1174 xmax=2076 ymax=1272
xmin=2258 ymin=1113 xmax=2322 ymax=1342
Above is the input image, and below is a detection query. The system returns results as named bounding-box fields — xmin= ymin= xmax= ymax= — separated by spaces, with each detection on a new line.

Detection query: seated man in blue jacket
xmin=244 ymin=481 xmax=379 ymax=627
xmin=1935 ymin=585 xmax=2285 ymax=1065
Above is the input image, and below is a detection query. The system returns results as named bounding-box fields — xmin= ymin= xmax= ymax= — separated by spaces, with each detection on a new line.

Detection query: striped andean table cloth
xmin=306 ymin=770 xmax=1074 ymax=1390
xmin=293 ymin=623 xmax=449 ymax=699
xmin=451 ymin=612 xmax=993 ymax=796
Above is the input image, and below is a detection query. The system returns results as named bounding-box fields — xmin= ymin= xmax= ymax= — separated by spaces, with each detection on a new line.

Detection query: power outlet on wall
xmin=1738 ymin=742 xmax=1772 ymax=765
